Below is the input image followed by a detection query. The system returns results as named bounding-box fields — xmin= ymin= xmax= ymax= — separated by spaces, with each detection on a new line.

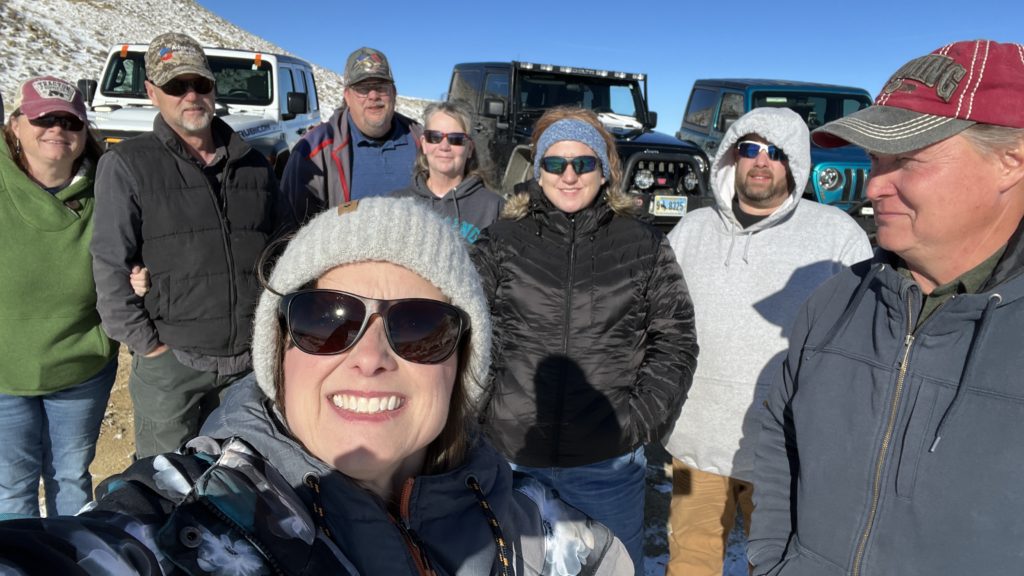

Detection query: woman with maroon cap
xmin=0 ymin=76 xmax=117 ymax=516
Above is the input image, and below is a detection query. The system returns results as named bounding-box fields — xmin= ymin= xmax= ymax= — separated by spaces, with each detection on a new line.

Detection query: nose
xmin=344 ymin=316 xmax=398 ymax=375
xmin=560 ymin=164 xmax=581 ymax=183
xmin=753 ymin=149 xmax=771 ymax=167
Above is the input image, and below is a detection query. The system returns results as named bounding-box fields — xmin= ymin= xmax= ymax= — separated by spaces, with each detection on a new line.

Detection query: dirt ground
xmin=87 ymin=346 xmax=677 ymax=574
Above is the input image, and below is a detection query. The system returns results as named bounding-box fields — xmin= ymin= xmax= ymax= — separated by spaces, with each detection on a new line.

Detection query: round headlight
xmin=682 ymin=171 xmax=700 ymax=192
xmin=817 ymin=167 xmax=844 ymax=192
xmin=634 ymin=169 xmax=655 ymax=190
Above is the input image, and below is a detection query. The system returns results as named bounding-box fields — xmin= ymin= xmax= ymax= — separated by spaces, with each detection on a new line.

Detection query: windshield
xmin=518 ymin=71 xmax=642 ymax=119
xmin=751 ymin=91 xmax=871 ymax=130
xmin=100 ymin=52 xmax=274 ymax=107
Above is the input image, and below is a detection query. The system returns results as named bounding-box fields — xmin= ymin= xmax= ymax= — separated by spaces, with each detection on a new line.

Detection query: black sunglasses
xmin=278 ymin=289 xmax=468 ymax=364
xmin=736 ymin=141 xmax=787 ymax=162
xmin=423 ymin=130 xmax=471 ymax=146
xmin=159 ymin=77 xmax=215 ymax=97
xmin=540 ymin=155 xmax=600 ymax=176
xmin=28 ymin=114 xmax=85 ymax=132
xmin=348 ymin=82 xmax=393 ymax=96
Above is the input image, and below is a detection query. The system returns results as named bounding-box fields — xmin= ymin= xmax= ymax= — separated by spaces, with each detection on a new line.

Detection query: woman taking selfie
xmin=0 ymin=76 xmax=116 ymax=517
xmin=472 ymin=107 xmax=698 ymax=573
xmin=0 ymin=197 xmax=632 ymax=575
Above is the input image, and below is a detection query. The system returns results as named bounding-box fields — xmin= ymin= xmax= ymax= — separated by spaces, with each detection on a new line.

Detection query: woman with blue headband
xmin=472 ymin=107 xmax=699 ymax=573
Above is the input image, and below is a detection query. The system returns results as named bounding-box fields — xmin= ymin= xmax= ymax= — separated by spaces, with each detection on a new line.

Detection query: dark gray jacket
xmin=0 ymin=378 xmax=633 ymax=575
xmin=91 ymin=115 xmax=291 ymax=358
xmin=392 ymin=173 xmax=505 ymax=243
xmin=749 ymin=240 xmax=1024 ymax=576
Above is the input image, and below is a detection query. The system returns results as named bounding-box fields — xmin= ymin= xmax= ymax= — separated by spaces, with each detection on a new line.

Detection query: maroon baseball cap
xmin=813 ymin=40 xmax=1024 ymax=154
xmin=13 ymin=76 xmax=88 ymax=123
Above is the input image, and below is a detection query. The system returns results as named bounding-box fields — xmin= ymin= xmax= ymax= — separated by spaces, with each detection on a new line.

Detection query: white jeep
xmin=78 ymin=44 xmax=321 ymax=175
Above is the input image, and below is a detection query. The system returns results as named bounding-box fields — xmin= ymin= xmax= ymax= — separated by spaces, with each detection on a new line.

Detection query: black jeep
xmin=448 ymin=61 xmax=711 ymax=231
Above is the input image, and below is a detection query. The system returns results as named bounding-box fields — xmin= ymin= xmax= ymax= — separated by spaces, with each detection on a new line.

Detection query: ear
xmin=999 ymin=141 xmax=1024 ymax=191
xmin=144 ymin=80 xmax=158 ymax=105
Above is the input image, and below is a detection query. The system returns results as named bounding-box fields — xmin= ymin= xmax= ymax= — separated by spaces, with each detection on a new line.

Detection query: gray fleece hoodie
xmin=663 ymin=107 xmax=872 ymax=481
xmin=392 ymin=173 xmax=505 ymax=244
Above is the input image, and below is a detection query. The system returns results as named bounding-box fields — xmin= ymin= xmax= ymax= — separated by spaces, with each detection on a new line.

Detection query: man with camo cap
xmin=91 ymin=32 xmax=295 ymax=457
xmin=281 ymin=46 xmax=422 ymax=220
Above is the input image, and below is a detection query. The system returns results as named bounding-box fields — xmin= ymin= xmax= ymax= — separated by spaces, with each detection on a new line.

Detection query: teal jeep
xmin=676 ymin=79 xmax=874 ymax=236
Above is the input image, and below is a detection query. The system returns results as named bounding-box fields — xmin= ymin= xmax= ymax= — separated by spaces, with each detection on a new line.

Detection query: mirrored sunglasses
xmin=27 ymin=114 xmax=85 ymax=132
xmin=278 ymin=289 xmax=468 ymax=364
xmin=348 ymin=82 xmax=393 ymax=97
xmin=160 ymin=77 xmax=215 ymax=97
xmin=736 ymin=141 xmax=787 ymax=162
xmin=423 ymin=130 xmax=470 ymax=146
xmin=540 ymin=155 xmax=600 ymax=176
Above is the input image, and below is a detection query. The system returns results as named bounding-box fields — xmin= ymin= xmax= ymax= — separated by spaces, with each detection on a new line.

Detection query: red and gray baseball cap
xmin=13 ymin=76 xmax=88 ymax=122
xmin=813 ymin=40 xmax=1024 ymax=154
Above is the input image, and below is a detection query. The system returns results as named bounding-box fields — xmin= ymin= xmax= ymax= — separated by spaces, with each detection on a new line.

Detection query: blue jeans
xmin=510 ymin=445 xmax=647 ymax=574
xmin=0 ymin=359 xmax=116 ymax=516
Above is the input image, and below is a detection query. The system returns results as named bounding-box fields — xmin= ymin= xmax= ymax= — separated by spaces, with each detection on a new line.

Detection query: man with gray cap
xmin=91 ymin=32 xmax=292 ymax=458
xmin=281 ymin=46 xmax=422 ymax=220
xmin=662 ymin=107 xmax=870 ymax=576
xmin=749 ymin=39 xmax=1024 ymax=576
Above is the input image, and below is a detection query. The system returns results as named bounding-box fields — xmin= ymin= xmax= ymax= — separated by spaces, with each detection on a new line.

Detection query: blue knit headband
xmin=533 ymin=119 xmax=611 ymax=180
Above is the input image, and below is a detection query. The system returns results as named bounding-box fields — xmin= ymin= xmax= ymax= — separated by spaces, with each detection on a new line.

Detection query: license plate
xmin=651 ymin=195 xmax=688 ymax=217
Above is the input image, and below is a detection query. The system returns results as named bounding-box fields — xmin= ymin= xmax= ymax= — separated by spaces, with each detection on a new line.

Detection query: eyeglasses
xmin=736 ymin=141 xmax=787 ymax=162
xmin=423 ymin=130 xmax=471 ymax=146
xmin=348 ymin=82 xmax=393 ymax=97
xmin=159 ymin=77 xmax=215 ymax=97
xmin=540 ymin=155 xmax=600 ymax=176
xmin=278 ymin=289 xmax=468 ymax=364
xmin=27 ymin=114 xmax=85 ymax=132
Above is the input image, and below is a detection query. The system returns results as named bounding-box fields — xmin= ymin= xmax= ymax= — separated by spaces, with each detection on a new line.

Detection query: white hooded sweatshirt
xmin=663 ymin=107 xmax=872 ymax=481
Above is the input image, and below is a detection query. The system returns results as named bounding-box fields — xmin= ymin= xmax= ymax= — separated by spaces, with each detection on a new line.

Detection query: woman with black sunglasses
xmin=0 ymin=76 xmax=117 ymax=518
xmin=0 ymin=197 xmax=632 ymax=575
xmin=472 ymin=107 xmax=699 ymax=574
xmin=392 ymin=99 xmax=504 ymax=244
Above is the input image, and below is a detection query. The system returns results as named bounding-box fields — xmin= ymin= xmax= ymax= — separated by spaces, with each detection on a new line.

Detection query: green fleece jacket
xmin=0 ymin=139 xmax=115 ymax=395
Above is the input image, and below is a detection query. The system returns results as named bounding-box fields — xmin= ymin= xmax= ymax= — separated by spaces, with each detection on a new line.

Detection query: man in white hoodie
xmin=662 ymin=107 xmax=871 ymax=575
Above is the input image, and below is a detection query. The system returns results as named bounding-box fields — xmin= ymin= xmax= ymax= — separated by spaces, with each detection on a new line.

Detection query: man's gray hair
xmin=960 ymin=124 xmax=1024 ymax=158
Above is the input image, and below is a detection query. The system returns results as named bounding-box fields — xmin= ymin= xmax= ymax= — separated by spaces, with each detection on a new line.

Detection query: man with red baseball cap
xmin=749 ymin=39 xmax=1024 ymax=576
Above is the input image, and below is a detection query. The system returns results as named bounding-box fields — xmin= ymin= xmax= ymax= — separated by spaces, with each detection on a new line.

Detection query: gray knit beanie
xmin=251 ymin=197 xmax=492 ymax=405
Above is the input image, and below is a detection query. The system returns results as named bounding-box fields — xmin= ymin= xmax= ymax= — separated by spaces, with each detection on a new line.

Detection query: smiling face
xmin=281 ymin=261 xmax=458 ymax=499
xmin=145 ymin=74 xmax=215 ymax=136
xmin=733 ymin=134 xmax=790 ymax=214
xmin=344 ymin=80 xmax=396 ymax=139
xmin=422 ymin=111 xmax=473 ymax=183
xmin=866 ymin=134 xmax=1019 ymax=285
xmin=539 ymin=140 xmax=606 ymax=214
xmin=10 ymin=113 xmax=86 ymax=179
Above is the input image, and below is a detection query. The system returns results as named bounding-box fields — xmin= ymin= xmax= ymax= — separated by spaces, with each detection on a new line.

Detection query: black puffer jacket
xmin=472 ymin=182 xmax=698 ymax=467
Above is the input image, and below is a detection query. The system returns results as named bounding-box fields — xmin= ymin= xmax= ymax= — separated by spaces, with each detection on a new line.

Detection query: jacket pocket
xmin=895 ymin=378 xmax=940 ymax=499
xmin=144 ymin=274 xmax=170 ymax=321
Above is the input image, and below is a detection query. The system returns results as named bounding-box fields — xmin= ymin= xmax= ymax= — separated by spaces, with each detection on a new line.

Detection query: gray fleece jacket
xmin=392 ymin=173 xmax=505 ymax=244
xmin=663 ymin=107 xmax=872 ymax=481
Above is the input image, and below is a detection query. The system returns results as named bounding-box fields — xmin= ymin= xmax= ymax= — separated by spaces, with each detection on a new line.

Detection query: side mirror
xmin=483 ymin=98 xmax=505 ymax=117
xmin=77 ymin=79 xmax=98 ymax=106
xmin=646 ymin=110 xmax=658 ymax=128
xmin=285 ymin=92 xmax=308 ymax=120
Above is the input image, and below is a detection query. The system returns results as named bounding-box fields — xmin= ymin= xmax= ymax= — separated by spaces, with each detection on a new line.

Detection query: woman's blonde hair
xmin=503 ymin=106 xmax=633 ymax=219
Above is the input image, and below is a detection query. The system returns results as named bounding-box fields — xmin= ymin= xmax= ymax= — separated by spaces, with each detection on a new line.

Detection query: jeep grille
xmin=811 ymin=164 xmax=869 ymax=207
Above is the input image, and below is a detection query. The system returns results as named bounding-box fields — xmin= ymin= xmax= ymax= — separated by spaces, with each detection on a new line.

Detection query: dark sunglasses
xmin=736 ymin=141 xmax=787 ymax=162
xmin=348 ymin=82 xmax=393 ymax=96
xmin=278 ymin=289 xmax=468 ymax=364
xmin=28 ymin=114 xmax=85 ymax=132
xmin=540 ymin=155 xmax=600 ymax=176
xmin=159 ymin=77 xmax=215 ymax=97
xmin=423 ymin=130 xmax=471 ymax=146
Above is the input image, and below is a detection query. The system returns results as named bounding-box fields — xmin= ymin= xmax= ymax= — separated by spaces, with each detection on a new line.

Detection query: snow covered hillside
xmin=0 ymin=0 xmax=431 ymax=120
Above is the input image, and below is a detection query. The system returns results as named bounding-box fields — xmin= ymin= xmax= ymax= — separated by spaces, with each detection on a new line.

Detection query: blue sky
xmin=198 ymin=0 xmax=1021 ymax=134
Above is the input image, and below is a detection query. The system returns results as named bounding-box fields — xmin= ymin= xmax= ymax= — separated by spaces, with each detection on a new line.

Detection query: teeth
xmin=330 ymin=394 xmax=403 ymax=414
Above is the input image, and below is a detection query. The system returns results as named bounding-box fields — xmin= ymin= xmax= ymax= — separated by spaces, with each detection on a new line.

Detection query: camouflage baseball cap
xmin=145 ymin=32 xmax=215 ymax=87
xmin=344 ymin=47 xmax=394 ymax=86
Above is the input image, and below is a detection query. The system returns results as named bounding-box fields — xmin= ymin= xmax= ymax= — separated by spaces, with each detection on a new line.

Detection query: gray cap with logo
xmin=344 ymin=47 xmax=394 ymax=86
xmin=145 ymin=32 xmax=215 ymax=87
